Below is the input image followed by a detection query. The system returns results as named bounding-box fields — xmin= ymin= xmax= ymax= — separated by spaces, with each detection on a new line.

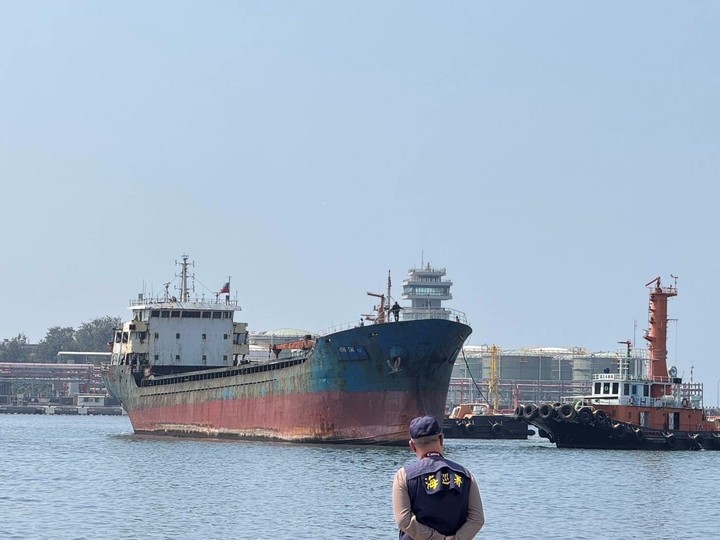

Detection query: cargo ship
xmin=101 ymin=256 xmax=472 ymax=444
xmin=516 ymin=277 xmax=720 ymax=450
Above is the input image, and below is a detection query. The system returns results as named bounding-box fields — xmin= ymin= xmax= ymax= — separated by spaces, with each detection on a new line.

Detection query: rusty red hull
xmin=130 ymin=390 xmax=449 ymax=444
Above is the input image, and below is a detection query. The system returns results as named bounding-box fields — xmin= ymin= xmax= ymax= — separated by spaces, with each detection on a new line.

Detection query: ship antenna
xmin=177 ymin=254 xmax=194 ymax=302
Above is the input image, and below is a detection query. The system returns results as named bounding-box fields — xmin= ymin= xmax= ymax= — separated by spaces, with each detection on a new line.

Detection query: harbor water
xmin=1 ymin=415 xmax=719 ymax=539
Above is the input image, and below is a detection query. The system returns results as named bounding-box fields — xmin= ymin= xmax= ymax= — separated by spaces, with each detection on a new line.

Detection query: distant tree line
xmin=0 ymin=316 xmax=122 ymax=363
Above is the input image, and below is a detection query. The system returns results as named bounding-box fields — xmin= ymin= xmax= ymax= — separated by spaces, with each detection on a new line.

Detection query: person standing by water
xmin=392 ymin=416 xmax=485 ymax=539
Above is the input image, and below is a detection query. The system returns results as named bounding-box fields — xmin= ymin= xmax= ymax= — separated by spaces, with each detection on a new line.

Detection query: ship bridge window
xmin=182 ymin=311 xmax=201 ymax=318
xmin=594 ymin=382 xmax=601 ymax=394
xmin=213 ymin=312 xmax=222 ymax=319
xmin=202 ymin=312 xmax=211 ymax=319
xmin=603 ymin=383 xmax=610 ymax=394
xmin=223 ymin=312 xmax=232 ymax=319
xmin=624 ymin=384 xmax=630 ymax=395
xmin=643 ymin=385 xmax=650 ymax=397
xmin=161 ymin=311 xmax=170 ymax=318
xmin=632 ymin=384 xmax=638 ymax=394
xmin=151 ymin=310 xmax=160 ymax=317
xmin=612 ymin=383 xmax=619 ymax=395
xmin=171 ymin=311 xmax=181 ymax=318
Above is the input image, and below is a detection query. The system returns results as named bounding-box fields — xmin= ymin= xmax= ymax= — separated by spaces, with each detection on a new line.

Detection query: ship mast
xmin=643 ymin=276 xmax=677 ymax=397
xmin=178 ymin=255 xmax=193 ymax=302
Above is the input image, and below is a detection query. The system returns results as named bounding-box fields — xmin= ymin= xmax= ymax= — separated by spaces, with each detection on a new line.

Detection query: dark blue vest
xmin=400 ymin=454 xmax=471 ymax=539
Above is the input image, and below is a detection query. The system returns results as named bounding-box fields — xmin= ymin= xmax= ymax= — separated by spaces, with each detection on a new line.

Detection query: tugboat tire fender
xmin=689 ymin=433 xmax=702 ymax=449
xmin=559 ymin=404 xmax=576 ymax=422
xmin=578 ymin=407 xmax=593 ymax=425
xmin=612 ymin=423 xmax=627 ymax=438
xmin=514 ymin=406 xmax=524 ymax=420
xmin=682 ymin=398 xmax=690 ymax=408
xmin=634 ymin=428 xmax=645 ymax=442
xmin=491 ymin=423 xmax=502 ymax=435
xmin=593 ymin=409 xmax=608 ymax=425
xmin=628 ymin=396 xmax=635 ymax=405
xmin=538 ymin=403 xmax=556 ymax=420
xmin=523 ymin=404 xmax=539 ymax=421
xmin=665 ymin=433 xmax=677 ymax=448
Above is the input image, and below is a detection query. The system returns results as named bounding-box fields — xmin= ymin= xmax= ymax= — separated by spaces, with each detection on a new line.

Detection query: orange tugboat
xmin=517 ymin=277 xmax=720 ymax=450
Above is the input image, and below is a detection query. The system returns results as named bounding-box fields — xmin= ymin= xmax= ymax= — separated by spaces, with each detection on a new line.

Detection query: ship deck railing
xmin=316 ymin=308 xmax=468 ymax=336
xmin=569 ymin=395 xmax=694 ymax=409
xmin=129 ymin=297 xmax=239 ymax=308
xmin=592 ymin=373 xmax=679 ymax=384
xmin=138 ymin=356 xmax=308 ymax=388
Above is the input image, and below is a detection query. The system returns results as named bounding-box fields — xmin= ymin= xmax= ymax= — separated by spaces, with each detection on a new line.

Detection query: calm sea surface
xmin=1 ymin=414 xmax=719 ymax=539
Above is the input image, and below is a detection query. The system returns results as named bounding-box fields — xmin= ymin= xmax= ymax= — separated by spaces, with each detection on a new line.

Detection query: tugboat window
xmin=643 ymin=385 xmax=650 ymax=397
xmin=603 ymin=383 xmax=610 ymax=394
xmin=202 ymin=312 xmax=211 ymax=319
xmin=161 ymin=311 xmax=170 ymax=318
xmin=213 ymin=312 xmax=222 ymax=319
xmin=594 ymin=383 xmax=601 ymax=394
xmin=612 ymin=383 xmax=619 ymax=395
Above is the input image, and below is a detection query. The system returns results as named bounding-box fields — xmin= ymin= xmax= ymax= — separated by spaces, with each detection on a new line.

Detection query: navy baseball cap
xmin=409 ymin=416 xmax=441 ymax=439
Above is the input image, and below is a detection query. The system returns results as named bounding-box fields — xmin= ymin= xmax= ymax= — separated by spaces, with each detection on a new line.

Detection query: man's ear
xmin=409 ymin=439 xmax=416 ymax=452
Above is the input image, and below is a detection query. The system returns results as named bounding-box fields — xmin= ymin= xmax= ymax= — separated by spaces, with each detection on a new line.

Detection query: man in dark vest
xmin=392 ymin=416 xmax=484 ymax=539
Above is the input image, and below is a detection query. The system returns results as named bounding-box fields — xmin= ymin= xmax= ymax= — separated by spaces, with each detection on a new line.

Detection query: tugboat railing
xmin=592 ymin=373 xmax=678 ymax=384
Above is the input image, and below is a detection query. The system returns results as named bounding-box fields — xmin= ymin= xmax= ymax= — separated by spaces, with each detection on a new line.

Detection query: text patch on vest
xmin=423 ymin=469 xmax=465 ymax=494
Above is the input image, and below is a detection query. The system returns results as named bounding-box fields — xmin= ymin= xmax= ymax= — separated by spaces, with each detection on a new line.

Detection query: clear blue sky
xmin=2 ymin=3 xmax=719 ymax=400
